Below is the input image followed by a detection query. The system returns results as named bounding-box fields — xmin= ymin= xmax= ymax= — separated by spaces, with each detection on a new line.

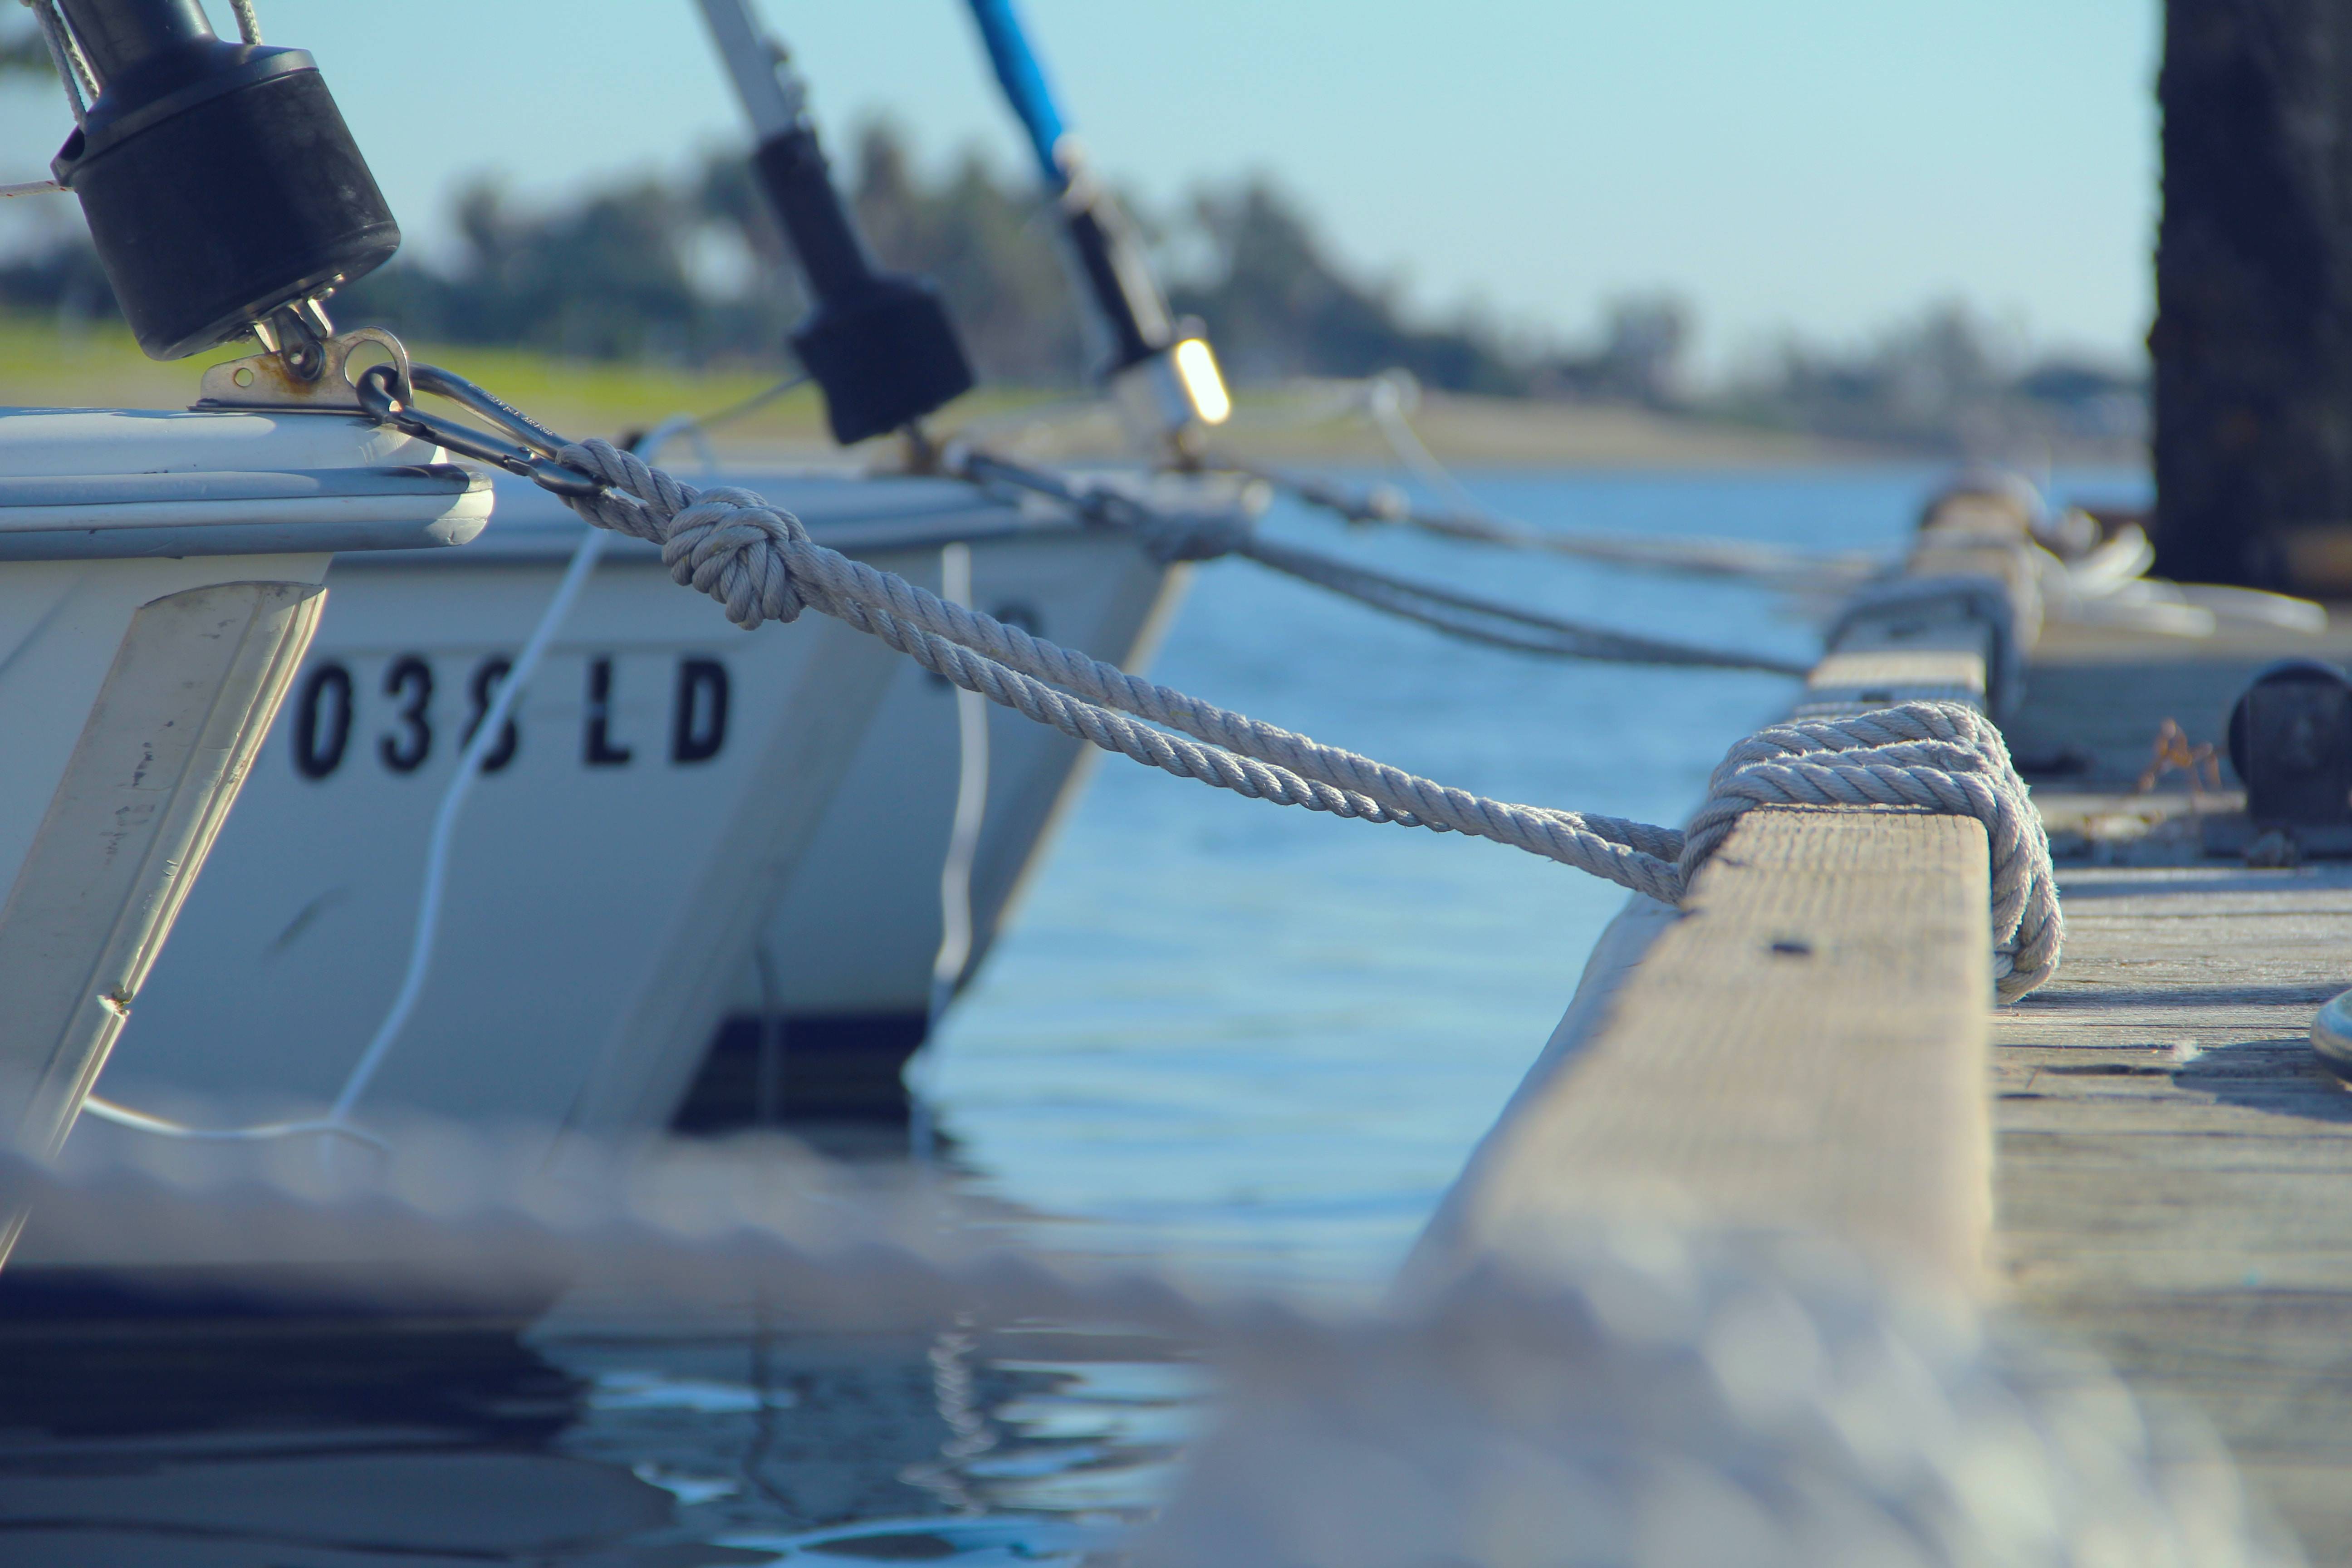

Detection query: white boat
xmin=64 ymin=470 xmax=1179 ymax=1151
xmin=0 ymin=0 xmax=1184 ymax=1311
xmin=696 ymin=476 xmax=1187 ymax=1122
xmin=0 ymin=404 xmax=486 ymax=1250
xmin=3 ymin=461 xmax=1180 ymax=1307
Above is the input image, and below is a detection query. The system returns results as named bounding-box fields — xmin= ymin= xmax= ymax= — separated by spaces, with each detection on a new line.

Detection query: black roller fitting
xmin=2226 ymin=659 xmax=2352 ymax=826
xmin=752 ymin=126 xmax=973 ymax=445
xmin=50 ymin=0 xmax=397 ymax=360
xmin=791 ymin=279 xmax=974 ymax=447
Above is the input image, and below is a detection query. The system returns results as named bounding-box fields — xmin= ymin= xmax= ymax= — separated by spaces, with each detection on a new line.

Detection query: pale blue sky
xmin=2 ymin=1 xmax=2157 ymax=369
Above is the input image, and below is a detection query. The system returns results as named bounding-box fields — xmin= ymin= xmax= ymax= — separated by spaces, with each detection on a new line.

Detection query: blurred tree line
xmin=0 ymin=6 xmax=2140 ymax=455
xmin=0 ymin=115 xmax=1536 ymax=391
xmin=1715 ymin=301 xmax=2146 ymax=451
xmin=334 ymin=122 xmax=1560 ymax=395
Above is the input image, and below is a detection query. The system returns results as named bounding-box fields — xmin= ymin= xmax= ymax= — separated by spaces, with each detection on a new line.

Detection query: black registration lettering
xmin=378 ymin=654 xmax=433 ymax=773
xmin=463 ymin=655 xmax=520 ymax=773
xmin=583 ymin=656 xmax=633 ymax=766
xmin=671 ymin=657 xmax=729 ymax=764
xmin=292 ymin=662 xmax=353 ymax=780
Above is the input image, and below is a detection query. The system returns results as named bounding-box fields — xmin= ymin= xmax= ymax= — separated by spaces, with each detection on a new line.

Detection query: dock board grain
xmin=1418 ymin=480 xmax=2352 ymax=1552
xmin=1408 ymin=497 xmax=2032 ymax=1302
xmin=1413 ymin=808 xmax=1994 ymax=1293
xmin=1993 ymin=861 xmax=2352 ymax=1554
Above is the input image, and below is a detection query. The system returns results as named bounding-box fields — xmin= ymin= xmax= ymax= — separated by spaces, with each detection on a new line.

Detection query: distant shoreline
xmin=977 ymin=389 xmax=2146 ymax=472
xmin=0 ymin=314 xmax=2145 ymax=473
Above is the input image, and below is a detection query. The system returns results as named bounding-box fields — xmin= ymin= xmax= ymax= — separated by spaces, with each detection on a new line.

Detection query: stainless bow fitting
xmin=354 ymin=362 xmax=604 ymax=498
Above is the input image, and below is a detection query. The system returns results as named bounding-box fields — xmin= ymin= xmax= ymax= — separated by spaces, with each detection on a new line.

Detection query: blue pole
xmin=955 ymin=0 xmax=1230 ymax=422
xmin=961 ymin=0 xmax=1069 ymax=187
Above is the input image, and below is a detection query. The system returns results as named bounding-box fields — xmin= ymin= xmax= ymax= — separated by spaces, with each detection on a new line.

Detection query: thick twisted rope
xmin=554 ymin=441 xmax=2059 ymax=998
xmin=956 ymin=451 xmax=1806 ymax=675
xmin=1686 ymin=702 xmax=2060 ymax=1001
xmin=1236 ymin=459 xmax=1885 ymax=590
xmin=1237 ymin=534 xmax=1809 ymax=673
xmin=559 ymin=438 xmax=1689 ymax=902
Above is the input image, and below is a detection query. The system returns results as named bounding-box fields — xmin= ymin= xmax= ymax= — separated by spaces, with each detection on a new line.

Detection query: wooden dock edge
xmin=1402 ymin=488 xmax=2038 ymax=1302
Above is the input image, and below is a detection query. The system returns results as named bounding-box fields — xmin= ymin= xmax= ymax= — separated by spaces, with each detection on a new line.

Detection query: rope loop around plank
xmin=1683 ymin=700 xmax=2060 ymax=1001
xmin=549 ymin=442 xmax=2059 ymax=1001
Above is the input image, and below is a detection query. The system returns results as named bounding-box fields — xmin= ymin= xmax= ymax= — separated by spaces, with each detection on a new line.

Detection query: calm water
xmin=921 ymin=462 xmax=2144 ymax=1289
xmin=1 ymin=465 xmax=2146 ymax=1565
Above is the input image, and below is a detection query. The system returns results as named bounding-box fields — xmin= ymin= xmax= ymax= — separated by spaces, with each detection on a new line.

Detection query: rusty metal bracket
xmin=191 ymin=327 xmax=413 ymax=415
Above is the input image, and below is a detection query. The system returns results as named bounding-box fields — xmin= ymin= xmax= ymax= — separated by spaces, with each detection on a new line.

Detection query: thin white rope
xmin=76 ymin=1095 xmax=388 ymax=1150
xmin=1346 ymin=374 xmax=1879 ymax=587
xmin=909 ymin=543 xmax=992 ymax=1164
xmin=327 ymin=524 xmax=608 ymax=1129
xmin=71 ymin=521 xmax=609 ymax=1154
xmin=228 ymin=0 xmax=263 ymax=44
xmin=1362 ymin=372 xmax=1479 ymax=514
xmin=636 ymin=372 xmax=811 ymax=472
xmin=955 ymin=451 xmax=1807 ymax=674
xmin=21 ymin=0 xmax=92 ymax=124
xmin=549 ymin=439 xmax=2063 ymax=998
xmin=929 ymin=541 xmax=990 ymax=1027
xmin=0 ymin=180 xmax=62 ymax=197
xmin=637 ymin=413 xmax=720 ymax=473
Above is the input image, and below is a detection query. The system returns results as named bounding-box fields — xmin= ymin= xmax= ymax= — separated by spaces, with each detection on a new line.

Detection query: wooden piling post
xmin=2152 ymin=0 xmax=2352 ymax=591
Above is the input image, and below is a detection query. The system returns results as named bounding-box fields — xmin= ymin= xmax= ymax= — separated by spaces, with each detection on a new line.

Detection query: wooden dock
xmin=1996 ymin=859 xmax=2352 ymax=1550
xmin=1412 ymin=495 xmax=2352 ymax=1558
xmin=2001 ymin=616 xmax=2352 ymax=1555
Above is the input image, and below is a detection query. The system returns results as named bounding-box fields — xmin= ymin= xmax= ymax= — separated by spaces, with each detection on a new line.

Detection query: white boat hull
xmin=74 ymin=547 xmax=901 ymax=1144
xmin=0 ymin=407 xmax=489 ymax=1261
xmin=687 ymin=521 xmax=1183 ymax=1122
xmin=11 ymin=470 xmax=1182 ymax=1297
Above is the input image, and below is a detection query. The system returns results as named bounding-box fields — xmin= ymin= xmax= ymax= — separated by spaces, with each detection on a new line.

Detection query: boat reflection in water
xmin=0 ymin=1301 xmax=1197 ymax=1564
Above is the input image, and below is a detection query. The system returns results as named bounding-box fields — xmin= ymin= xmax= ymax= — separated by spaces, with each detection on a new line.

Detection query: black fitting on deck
xmin=2227 ymin=659 xmax=2352 ymax=828
xmin=49 ymin=0 xmax=399 ymax=360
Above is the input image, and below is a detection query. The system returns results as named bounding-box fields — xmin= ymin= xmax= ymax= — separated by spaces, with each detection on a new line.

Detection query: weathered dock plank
xmin=1417 ymin=468 xmax=2352 ymax=1550
xmin=1408 ymin=486 xmax=2034 ymax=1303
xmin=1413 ymin=808 xmax=1993 ymax=1293
xmin=1804 ymin=647 xmax=1987 ymax=709
xmin=1992 ymin=860 xmax=2352 ymax=1554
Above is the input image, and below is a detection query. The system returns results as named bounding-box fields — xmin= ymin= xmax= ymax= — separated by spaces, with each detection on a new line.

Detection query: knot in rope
xmin=1681 ymin=700 xmax=2059 ymax=1001
xmin=666 ymin=487 xmax=811 ymax=629
xmin=559 ymin=439 xmax=813 ymax=630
